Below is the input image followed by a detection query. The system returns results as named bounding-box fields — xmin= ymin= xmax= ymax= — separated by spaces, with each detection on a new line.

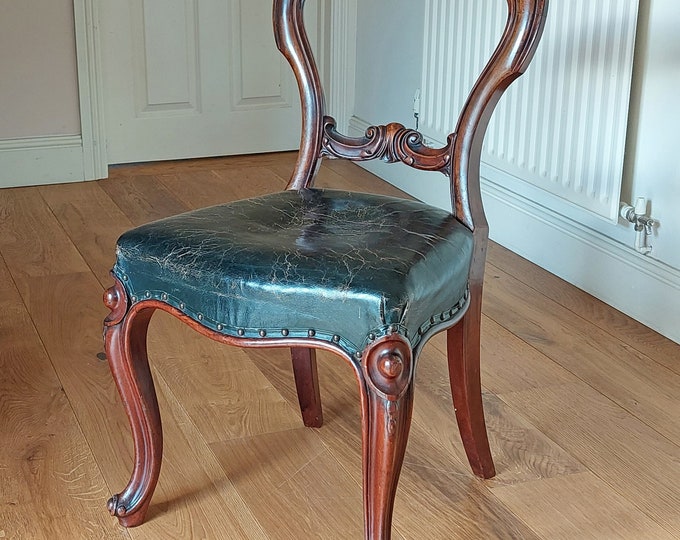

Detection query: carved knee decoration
xmin=363 ymin=335 xmax=413 ymax=401
xmin=104 ymin=277 xmax=129 ymax=328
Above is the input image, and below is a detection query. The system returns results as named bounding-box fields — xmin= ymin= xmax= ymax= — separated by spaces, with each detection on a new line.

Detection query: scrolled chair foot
xmin=107 ymin=493 xmax=152 ymax=528
xmin=107 ymin=494 xmax=122 ymax=516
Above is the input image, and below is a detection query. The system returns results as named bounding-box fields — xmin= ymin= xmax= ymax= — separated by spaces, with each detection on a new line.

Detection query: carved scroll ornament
xmin=321 ymin=116 xmax=454 ymax=175
xmin=104 ymin=277 xmax=129 ymax=327
xmin=363 ymin=335 xmax=413 ymax=401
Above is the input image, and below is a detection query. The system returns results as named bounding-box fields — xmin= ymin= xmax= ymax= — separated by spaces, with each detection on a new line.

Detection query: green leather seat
xmin=113 ymin=188 xmax=473 ymax=357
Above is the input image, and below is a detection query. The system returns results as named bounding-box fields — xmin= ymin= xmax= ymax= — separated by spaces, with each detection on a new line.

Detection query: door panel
xmin=234 ymin=1 xmax=293 ymax=106
xmin=135 ymin=0 xmax=199 ymax=113
xmin=101 ymin=0 xmax=317 ymax=164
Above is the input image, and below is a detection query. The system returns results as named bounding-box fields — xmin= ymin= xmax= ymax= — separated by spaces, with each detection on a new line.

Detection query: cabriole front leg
xmin=103 ymin=279 xmax=163 ymax=527
xmin=361 ymin=335 xmax=415 ymax=540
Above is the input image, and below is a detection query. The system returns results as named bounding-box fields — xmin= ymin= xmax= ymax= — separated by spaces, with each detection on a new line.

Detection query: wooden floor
xmin=1 ymin=153 xmax=679 ymax=539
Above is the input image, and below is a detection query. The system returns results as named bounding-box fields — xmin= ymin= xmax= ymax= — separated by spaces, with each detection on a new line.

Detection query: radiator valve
xmin=620 ymin=197 xmax=656 ymax=255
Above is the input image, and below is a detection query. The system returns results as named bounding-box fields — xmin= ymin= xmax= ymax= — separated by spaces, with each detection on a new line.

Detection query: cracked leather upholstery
xmin=113 ymin=188 xmax=473 ymax=356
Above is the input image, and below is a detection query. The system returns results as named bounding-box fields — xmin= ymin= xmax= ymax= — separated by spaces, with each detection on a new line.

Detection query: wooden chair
xmin=102 ymin=1 xmax=548 ymax=537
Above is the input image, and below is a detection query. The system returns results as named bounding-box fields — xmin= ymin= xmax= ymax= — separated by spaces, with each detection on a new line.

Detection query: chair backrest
xmin=274 ymin=0 xmax=548 ymax=236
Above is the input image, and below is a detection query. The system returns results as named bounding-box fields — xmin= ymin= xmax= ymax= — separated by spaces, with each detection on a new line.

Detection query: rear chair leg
xmin=291 ymin=347 xmax=323 ymax=427
xmin=446 ymin=289 xmax=495 ymax=479
xmin=104 ymin=280 xmax=163 ymax=527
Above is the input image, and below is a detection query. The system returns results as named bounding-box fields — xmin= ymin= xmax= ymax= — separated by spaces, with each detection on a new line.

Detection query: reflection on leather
xmin=113 ymin=188 xmax=473 ymax=356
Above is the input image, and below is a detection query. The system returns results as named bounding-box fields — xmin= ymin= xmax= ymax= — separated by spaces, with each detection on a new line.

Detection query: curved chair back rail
xmin=102 ymin=1 xmax=549 ymax=538
xmin=277 ymin=0 xmax=548 ymax=231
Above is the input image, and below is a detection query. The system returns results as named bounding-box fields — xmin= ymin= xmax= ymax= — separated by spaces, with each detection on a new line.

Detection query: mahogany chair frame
xmin=102 ymin=1 xmax=548 ymax=538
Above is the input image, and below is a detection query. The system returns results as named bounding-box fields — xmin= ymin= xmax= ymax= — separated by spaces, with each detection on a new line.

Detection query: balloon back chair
xmin=102 ymin=0 xmax=548 ymax=537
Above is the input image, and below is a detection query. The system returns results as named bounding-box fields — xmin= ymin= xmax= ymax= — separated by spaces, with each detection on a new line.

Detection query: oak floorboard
xmin=210 ymin=428 xmax=367 ymax=540
xmin=499 ymin=383 xmax=680 ymax=536
xmin=483 ymin=264 xmax=680 ymax=446
xmin=38 ymin=181 xmax=132 ymax=286
xmin=393 ymin=435 xmax=542 ymax=540
xmin=492 ymin=471 xmax=676 ymax=540
xmin=246 ymin=348 xmax=558 ymax=538
xmin=97 ymin=173 xmax=190 ymax=226
xmin=427 ymin=316 xmax=581 ymax=396
xmin=203 ymin=165 xmax=288 ymax=201
xmin=0 ymin=251 xmax=22 ymax=304
xmin=0 ymin=258 xmax=126 ymax=540
xmin=248 ymin=331 xmax=585 ymax=491
xmin=154 ymin=165 xmax=286 ymax=210
xmin=0 ymin=187 xmax=90 ymax=286
xmin=128 ymin=374 xmax=269 ymax=539
xmin=147 ymin=314 xmax=302 ymax=444
xmin=107 ymin=152 xmax=299 ymax=178
xmin=245 ymin=347 xmax=365 ymax=484
xmin=405 ymin=339 xmax=587 ymax=488
xmin=19 ymin=271 xmax=267 ymax=539
xmin=487 ymin=242 xmax=680 ymax=376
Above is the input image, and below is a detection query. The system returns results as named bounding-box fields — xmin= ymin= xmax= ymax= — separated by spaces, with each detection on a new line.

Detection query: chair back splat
xmin=277 ymin=0 xmax=547 ymax=231
xmin=102 ymin=1 xmax=548 ymax=538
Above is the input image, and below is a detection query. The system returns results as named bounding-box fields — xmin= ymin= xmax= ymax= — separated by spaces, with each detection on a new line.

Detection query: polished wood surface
xmin=1 ymin=154 xmax=679 ymax=538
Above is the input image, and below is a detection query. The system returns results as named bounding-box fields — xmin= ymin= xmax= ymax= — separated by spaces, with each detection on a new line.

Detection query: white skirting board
xmin=0 ymin=135 xmax=92 ymax=188
xmin=347 ymin=119 xmax=680 ymax=345
xmin=481 ymin=180 xmax=680 ymax=346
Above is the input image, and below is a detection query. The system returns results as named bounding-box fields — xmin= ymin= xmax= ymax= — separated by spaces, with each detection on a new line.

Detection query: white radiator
xmin=420 ymin=0 xmax=640 ymax=220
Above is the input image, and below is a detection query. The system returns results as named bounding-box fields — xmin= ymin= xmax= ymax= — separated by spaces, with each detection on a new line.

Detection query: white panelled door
xmin=101 ymin=0 xmax=317 ymax=164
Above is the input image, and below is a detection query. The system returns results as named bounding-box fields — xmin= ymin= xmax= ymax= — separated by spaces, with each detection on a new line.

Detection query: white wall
xmin=624 ymin=0 xmax=680 ymax=269
xmin=350 ymin=0 xmax=680 ymax=343
xmin=0 ymin=0 xmax=103 ymax=187
xmin=0 ymin=0 xmax=81 ymax=139
xmin=354 ymin=1 xmax=423 ymax=128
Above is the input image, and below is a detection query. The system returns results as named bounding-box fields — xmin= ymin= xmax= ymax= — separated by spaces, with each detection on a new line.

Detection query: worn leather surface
xmin=113 ymin=188 xmax=473 ymax=356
